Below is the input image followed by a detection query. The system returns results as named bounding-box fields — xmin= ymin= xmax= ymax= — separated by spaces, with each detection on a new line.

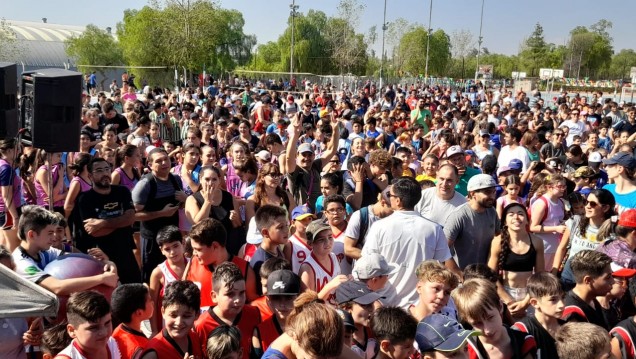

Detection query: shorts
xmin=0 ymin=211 xmax=14 ymax=230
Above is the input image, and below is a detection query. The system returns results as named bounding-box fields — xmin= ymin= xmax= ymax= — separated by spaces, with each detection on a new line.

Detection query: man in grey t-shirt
xmin=444 ymin=174 xmax=500 ymax=272
xmin=414 ymin=164 xmax=466 ymax=226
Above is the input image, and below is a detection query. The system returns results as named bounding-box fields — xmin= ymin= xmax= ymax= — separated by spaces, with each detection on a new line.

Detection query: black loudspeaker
xmin=20 ymin=68 xmax=82 ymax=152
xmin=0 ymin=62 xmax=18 ymax=139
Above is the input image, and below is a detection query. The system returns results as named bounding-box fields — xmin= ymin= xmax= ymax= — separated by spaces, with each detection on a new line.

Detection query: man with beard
xmin=76 ymin=157 xmax=141 ymax=283
xmin=443 ymin=174 xmax=500 ymax=274
xmin=410 ymin=99 xmax=431 ymax=133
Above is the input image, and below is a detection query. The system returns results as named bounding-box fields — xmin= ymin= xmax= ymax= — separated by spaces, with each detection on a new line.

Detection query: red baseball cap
xmin=618 ymin=209 xmax=636 ymax=228
xmin=611 ymin=262 xmax=636 ymax=278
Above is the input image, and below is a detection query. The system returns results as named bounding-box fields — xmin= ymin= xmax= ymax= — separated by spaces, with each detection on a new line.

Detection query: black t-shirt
xmin=563 ymin=290 xmax=609 ymax=330
xmin=76 ymin=186 xmax=135 ymax=253
xmin=300 ymin=111 xmax=316 ymax=126
xmin=514 ymin=316 xmax=564 ymax=359
xmin=99 ymin=113 xmax=129 ymax=134
xmin=82 ymin=124 xmax=103 ymax=142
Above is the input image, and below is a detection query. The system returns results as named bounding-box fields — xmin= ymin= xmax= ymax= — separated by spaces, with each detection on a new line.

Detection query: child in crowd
xmin=416 ymin=313 xmax=479 ymax=359
xmin=194 ymin=262 xmax=260 ymax=359
xmin=555 ymin=322 xmax=612 ymax=359
xmin=415 ymin=154 xmax=439 ymax=183
xmin=336 ymin=280 xmax=384 ymax=357
xmin=496 ymin=175 xmax=522 ymax=219
xmin=111 ymin=283 xmax=153 ymax=359
xmin=410 ymin=260 xmax=459 ymax=322
xmin=513 ymin=272 xmax=564 ymax=359
xmin=562 ymin=250 xmax=612 ymax=330
xmin=336 ymin=308 xmax=358 ymax=347
xmin=185 ymin=218 xmax=258 ymax=310
xmin=453 ymin=278 xmax=538 ymax=359
xmin=372 ymin=306 xmax=418 ymax=359
xmin=597 ymin=264 xmax=636 ymax=329
xmin=206 ymin=326 xmax=243 ymax=359
xmin=250 ymin=257 xmax=292 ymax=321
xmin=395 ymin=147 xmax=415 ymax=177
xmin=252 ymin=269 xmax=301 ymax=356
xmin=610 ymin=269 xmax=636 ymax=358
xmin=141 ymin=280 xmax=204 ymax=359
xmin=298 ymin=221 xmax=345 ymax=305
xmin=56 ymin=291 xmax=120 ymax=359
xmin=149 ymin=225 xmax=189 ymax=334
xmin=289 ymin=205 xmax=314 ymax=273
xmin=351 ymin=252 xmax=397 ymax=301
xmin=42 ymin=322 xmax=71 ymax=359
xmin=250 ymin=205 xmax=291 ymax=284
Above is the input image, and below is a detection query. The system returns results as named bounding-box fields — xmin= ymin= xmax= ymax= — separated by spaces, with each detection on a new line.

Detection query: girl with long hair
xmin=245 ymin=163 xmax=295 ymax=225
xmin=0 ymin=139 xmax=22 ymax=251
xmin=529 ymin=174 xmax=568 ymax=271
xmin=488 ymin=203 xmax=545 ymax=318
xmin=496 ymin=175 xmax=522 ymax=219
xmin=63 ymin=153 xmax=93 ymax=220
xmin=34 ymin=150 xmax=68 ymax=214
xmin=172 ymin=143 xmax=202 ymax=233
xmin=111 ymin=144 xmax=141 ymax=190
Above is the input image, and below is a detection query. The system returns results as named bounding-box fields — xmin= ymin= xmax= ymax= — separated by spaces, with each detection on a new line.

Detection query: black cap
xmin=335 ymin=308 xmax=356 ymax=330
xmin=153 ymin=102 xmax=162 ymax=110
xmin=267 ymin=270 xmax=301 ymax=296
xmin=189 ymin=112 xmax=199 ymax=120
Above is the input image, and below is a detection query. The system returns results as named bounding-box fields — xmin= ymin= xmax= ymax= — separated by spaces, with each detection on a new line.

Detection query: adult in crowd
xmin=414 ymin=164 xmax=466 ymax=226
xmin=0 ymin=139 xmax=22 ymax=252
xmin=132 ymin=148 xmax=186 ymax=282
xmin=76 ymin=157 xmax=140 ymax=283
xmin=361 ymin=177 xmax=452 ymax=309
xmin=602 ymin=152 xmax=636 ymax=214
xmin=282 ymin=113 xmax=339 ymax=211
xmin=444 ymin=174 xmax=500 ymax=275
xmin=343 ymin=189 xmax=393 ymax=260
xmin=445 ymin=145 xmax=479 ymax=196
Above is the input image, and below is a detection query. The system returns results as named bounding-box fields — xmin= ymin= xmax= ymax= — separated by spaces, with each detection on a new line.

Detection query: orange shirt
xmin=250 ymin=296 xmax=273 ymax=321
xmin=141 ymin=329 xmax=204 ymax=359
xmin=194 ymin=305 xmax=261 ymax=359
xmin=186 ymin=255 xmax=249 ymax=309
xmin=112 ymin=324 xmax=148 ymax=359
xmin=256 ymin=316 xmax=284 ymax=352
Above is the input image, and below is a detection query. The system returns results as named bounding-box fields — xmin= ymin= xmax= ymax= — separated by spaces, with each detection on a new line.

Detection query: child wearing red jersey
xmin=149 ymin=225 xmax=189 ymax=335
xmin=141 ymin=281 xmax=204 ymax=359
xmin=185 ymin=218 xmax=258 ymax=310
xmin=252 ymin=269 xmax=301 ymax=356
xmin=194 ymin=262 xmax=261 ymax=359
xmin=206 ymin=326 xmax=243 ymax=359
xmin=111 ymin=284 xmax=153 ymax=359
xmin=250 ymin=257 xmax=293 ymax=321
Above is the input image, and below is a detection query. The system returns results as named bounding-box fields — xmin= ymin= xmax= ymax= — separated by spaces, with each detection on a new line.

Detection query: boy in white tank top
xmin=289 ymin=205 xmax=314 ymax=274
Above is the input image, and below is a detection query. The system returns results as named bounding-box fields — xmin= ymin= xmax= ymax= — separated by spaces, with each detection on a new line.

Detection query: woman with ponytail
xmin=552 ymin=189 xmax=616 ymax=276
xmin=488 ymin=203 xmax=545 ymax=319
xmin=111 ymin=144 xmax=142 ymax=191
xmin=263 ymin=291 xmax=355 ymax=359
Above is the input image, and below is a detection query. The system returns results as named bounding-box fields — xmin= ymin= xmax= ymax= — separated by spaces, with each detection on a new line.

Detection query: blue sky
xmin=2 ymin=0 xmax=634 ymax=56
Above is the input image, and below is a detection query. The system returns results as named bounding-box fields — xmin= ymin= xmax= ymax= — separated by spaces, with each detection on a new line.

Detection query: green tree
xmin=520 ymin=23 xmax=549 ymax=77
xmin=324 ymin=0 xmax=368 ymax=75
xmin=397 ymin=26 xmax=450 ymax=77
xmin=450 ymin=29 xmax=475 ymax=79
xmin=610 ymin=49 xmax=636 ymax=78
xmin=565 ymin=20 xmax=613 ymax=79
xmin=65 ymin=24 xmax=123 ymax=88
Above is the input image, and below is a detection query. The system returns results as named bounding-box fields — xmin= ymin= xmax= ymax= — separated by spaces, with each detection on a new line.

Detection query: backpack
xmin=144 ymin=172 xmax=183 ymax=202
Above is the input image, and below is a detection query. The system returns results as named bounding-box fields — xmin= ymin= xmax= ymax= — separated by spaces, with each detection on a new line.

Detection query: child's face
xmin=264 ymin=217 xmax=290 ymax=245
xmin=213 ymin=281 xmax=246 ymax=316
xmin=396 ymin=152 xmax=410 ymax=166
xmin=324 ymin=202 xmax=346 ymax=227
xmin=423 ymin=158 xmax=438 ymax=176
xmin=161 ymin=304 xmax=198 ymax=340
xmin=505 ymin=184 xmax=520 ymax=197
xmin=160 ymin=241 xmax=185 ymax=263
xmin=150 ymin=125 xmax=159 ymax=138
xmin=353 ymin=123 xmax=362 ymax=133
xmin=609 ymin=276 xmax=628 ymax=299
xmin=31 ymin=224 xmax=57 ymax=252
xmin=164 ymin=142 xmax=175 ymax=153
xmin=320 ymin=179 xmax=338 ymax=197
xmin=191 ymin=240 xmax=218 ymax=266
xmin=68 ymin=314 xmax=113 ymax=351
xmin=268 ymin=295 xmax=297 ymax=322
xmin=104 ymin=151 xmax=116 ymax=165
xmin=534 ymin=294 xmax=564 ymax=320
xmin=599 ymin=127 xmax=608 ymax=136
xmin=416 ymin=280 xmax=452 ymax=314
xmin=465 ymin=306 xmax=503 ymax=342
xmin=384 ymin=339 xmax=416 ymax=359
xmin=293 ymin=217 xmax=313 ymax=235
xmin=350 ymin=302 xmax=374 ymax=328
xmin=311 ymin=230 xmax=334 ymax=257
xmin=51 ymin=225 xmax=66 ymax=249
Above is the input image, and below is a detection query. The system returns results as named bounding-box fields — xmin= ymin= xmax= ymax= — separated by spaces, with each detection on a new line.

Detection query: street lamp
xmin=290 ymin=0 xmax=299 ymax=86
xmin=424 ymin=0 xmax=433 ymax=82
xmin=474 ymin=0 xmax=485 ymax=83
xmin=380 ymin=0 xmax=388 ymax=91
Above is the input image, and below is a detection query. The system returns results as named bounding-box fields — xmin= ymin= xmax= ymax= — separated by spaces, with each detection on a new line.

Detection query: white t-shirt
xmin=414 ymin=187 xmax=467 ymax=226
xmin=497 ymin=145 xmax=530 ymax=172
xmin=559 ymin=120 xmax=586 ymax=146
xmin=290 ymin=233 xmax=312 ymax=274
xmin=12 ymin=247 xmax=61 ymax=284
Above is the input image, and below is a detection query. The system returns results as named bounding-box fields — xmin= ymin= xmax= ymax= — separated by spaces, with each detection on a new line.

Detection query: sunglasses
xmin=585 ymin=200 xmax=600 ymax=208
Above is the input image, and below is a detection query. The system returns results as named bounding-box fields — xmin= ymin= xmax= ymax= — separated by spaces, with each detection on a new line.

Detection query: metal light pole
xmin=475 ymin=0 xmax=485 ymax=83
xmin=290 ymin=0 xmax=299 ymax=85
xmin=379 ymin=0 xmax=388 ymax=91
xmin=424 ymin=0 xmax=433 ymax=81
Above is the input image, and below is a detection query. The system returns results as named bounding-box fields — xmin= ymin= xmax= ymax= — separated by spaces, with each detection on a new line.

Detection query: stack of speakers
xmin=0 ymin=63 xmax=82 ymax=152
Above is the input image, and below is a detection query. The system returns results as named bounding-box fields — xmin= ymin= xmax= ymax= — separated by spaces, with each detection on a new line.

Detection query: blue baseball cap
xmin=602 ymin=152 xmax=636 ymax=168
xmin=508 ymin=159 xmax=523 ymax=171
xmin=291 ymin=205 xmax=313 ymax=221
xmin=416 ymin=314 xmax=478 ymax=352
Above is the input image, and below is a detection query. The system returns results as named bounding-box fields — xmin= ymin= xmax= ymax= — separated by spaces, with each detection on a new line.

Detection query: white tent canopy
xmin=0 ymin=264 xmax=59 ymax=318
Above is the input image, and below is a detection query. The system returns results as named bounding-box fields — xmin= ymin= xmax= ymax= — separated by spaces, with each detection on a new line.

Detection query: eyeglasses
xmin=325 ymin=207 xmax=345 ymax=215
xmin=585 ymin=200 xmax=599 ymax=208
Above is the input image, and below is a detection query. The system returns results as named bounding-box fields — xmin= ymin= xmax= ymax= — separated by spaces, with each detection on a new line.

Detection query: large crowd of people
xmin=1 ymin=76 xmax=636 ymax=359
